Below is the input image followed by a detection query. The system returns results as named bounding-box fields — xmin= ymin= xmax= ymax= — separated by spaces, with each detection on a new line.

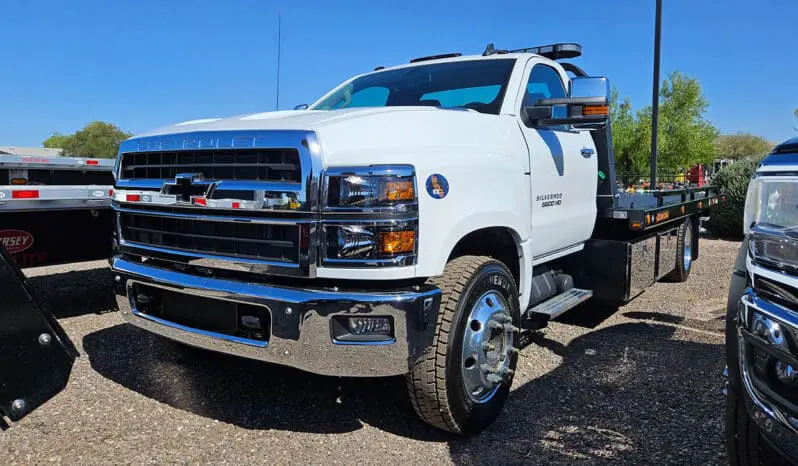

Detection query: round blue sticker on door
xmin=426 ymin=174 xmax=449 ymax=199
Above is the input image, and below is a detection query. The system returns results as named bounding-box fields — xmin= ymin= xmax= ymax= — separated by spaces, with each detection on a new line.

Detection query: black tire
xmin=725 ymin=240 xmax=786 ymax=466
xmin=666 ymin=216 xmax=694 ymax=282
xmin=406 ymin=255 xmax=520 ymax=435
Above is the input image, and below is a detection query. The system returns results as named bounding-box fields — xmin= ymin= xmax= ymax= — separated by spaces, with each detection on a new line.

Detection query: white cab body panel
xmin=125 ymin=53 xmax=602 ymax=310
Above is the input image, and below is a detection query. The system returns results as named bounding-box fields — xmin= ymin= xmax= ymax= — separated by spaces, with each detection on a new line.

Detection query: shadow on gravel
xmin=449 ymin=321 xmax=726 ymax=465
xmin=82 ymin=323 xmax=448 ymax=439
xmin=82 ymin=316 xmax=725 ymax=463
xmin=27 ymin=266 xmax=117 ymax=318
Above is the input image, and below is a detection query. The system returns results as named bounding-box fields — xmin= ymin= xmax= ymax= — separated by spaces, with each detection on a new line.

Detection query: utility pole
xmin=649 ymin=0 xmax=662 ymax=190
xmin=276 ymin=12 xmax=281 ymax=111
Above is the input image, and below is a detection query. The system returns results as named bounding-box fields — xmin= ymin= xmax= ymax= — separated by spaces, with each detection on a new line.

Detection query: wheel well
xmin=448 ymin=228 xmax=520 ymax=284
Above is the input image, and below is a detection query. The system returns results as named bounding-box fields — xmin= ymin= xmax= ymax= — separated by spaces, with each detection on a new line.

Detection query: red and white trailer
xmin=0 ymin=154 xmax=115 ymax=267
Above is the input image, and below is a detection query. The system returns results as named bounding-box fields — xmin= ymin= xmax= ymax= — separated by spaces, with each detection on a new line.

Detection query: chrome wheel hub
xmin=461 ymin=290 xmax=517 ymax=404
xmin=683 ymin=226 xmax=693 ymax=270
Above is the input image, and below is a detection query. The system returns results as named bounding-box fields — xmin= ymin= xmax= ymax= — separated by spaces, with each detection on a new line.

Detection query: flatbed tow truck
xmin=0 ymin=154 xmax=115 ymax=267
xmin=1 ymin=41 xmax=721 ymax=434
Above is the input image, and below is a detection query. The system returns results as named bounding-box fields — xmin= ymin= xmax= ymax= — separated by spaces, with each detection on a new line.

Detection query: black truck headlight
xmin=324 ymin=165 xmax=416 ymax=209
xmin=746 ymin=176 xmax=798 ymax=270
xmin=322 ymin=165 xmax=418 ymax=266
xmin=325 ymin=224 xmax=416 ymax=261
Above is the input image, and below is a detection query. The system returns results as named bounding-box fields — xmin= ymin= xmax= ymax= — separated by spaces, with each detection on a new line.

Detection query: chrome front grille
xmin=113 ymin=130 xmax=321 ymax=277
xmin=120 ymin=149 xmax=301 ymax=182
xmin=119 ymin=209 xmax=300 ymax=263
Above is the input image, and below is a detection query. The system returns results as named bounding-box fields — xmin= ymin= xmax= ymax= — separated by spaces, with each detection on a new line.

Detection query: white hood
xmin=131 ymin=105 xmax=522 ymax=169
xmin=136 ymin=107 xmax=450 ymax=137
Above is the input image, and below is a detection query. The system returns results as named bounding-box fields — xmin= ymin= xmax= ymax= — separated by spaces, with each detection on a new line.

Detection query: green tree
xmin=656 ymin=71 xmax=718 ymax=172
xmin=714 ymin=133 xmax=773 ymax=160
xmin=42 ymin=132 xmax=71 ymax=151
xmin=610 ymin=88 xmax=652 ymax=179
xmin=611 ymin=71 xmax=718 ymax=179
xmin=42 ymin=121 xmax=132 ymax=158
xmin=703 ymin=158 xmax=763 ymax=238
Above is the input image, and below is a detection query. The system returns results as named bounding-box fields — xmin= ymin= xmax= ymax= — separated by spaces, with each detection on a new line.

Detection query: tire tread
xmin=405 ymin=255 xmax=499 ymax=434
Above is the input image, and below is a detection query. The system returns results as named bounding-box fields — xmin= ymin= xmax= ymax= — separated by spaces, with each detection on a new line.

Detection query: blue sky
xmin=1 ymin=0 xmax=796 ymax=147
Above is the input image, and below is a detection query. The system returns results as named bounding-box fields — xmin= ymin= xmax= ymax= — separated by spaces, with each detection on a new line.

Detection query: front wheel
xmin=406 ymin=255 xmax=521 ymax=435
xmin=725 ymin=242 xmax=786 ymax=465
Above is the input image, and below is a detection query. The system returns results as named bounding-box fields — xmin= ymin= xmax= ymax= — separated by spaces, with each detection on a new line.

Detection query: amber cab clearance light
xmin=583 ymin=105 xmax=609 ymax=116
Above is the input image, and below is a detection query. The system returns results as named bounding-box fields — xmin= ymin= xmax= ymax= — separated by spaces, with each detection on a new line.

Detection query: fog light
xmin=751 ymin=311 xmax=790 ymax=350
xmin=348 ymin=316 xmax=392 ymax=335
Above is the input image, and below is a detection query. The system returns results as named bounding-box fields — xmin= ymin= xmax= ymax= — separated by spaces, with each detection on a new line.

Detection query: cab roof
xmin=372 ymin=42 xmax=582 ymax=73
xmin=772 ymin=136 xmax=798 ymax=154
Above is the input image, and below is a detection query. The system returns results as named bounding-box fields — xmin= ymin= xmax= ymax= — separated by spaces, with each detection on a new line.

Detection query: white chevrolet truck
xmin=99 ymin=43 xmax=720 ymax=434
xmin=726 ymin=137 xmax=798 ymax=464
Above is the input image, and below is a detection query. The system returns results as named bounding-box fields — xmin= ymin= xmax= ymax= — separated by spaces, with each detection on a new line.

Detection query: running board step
xmin=522 ymin=288 xmax=593 ymax=327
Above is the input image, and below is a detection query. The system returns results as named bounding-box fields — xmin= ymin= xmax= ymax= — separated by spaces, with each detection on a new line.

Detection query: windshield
xmin=310 ymin=59 xmax=516 ymax=115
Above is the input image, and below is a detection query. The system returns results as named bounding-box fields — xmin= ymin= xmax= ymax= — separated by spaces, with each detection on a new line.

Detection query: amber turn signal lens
xmin=583 ymin=105 xmax=609 ymax=116
xmin=382 ymin=180 xmax=415 ymax=201
xmin=10 ymin=178 xmax=27 ymax=185
xmin=378 ymin=230 xmax=415 ymax=254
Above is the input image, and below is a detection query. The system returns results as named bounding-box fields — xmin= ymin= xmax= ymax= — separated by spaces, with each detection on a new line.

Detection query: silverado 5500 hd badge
xmin=536 ymin=192 xmax=563 ymax=208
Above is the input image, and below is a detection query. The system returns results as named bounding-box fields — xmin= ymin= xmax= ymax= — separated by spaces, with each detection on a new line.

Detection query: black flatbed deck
xmin=599 ymin=185 xmax=721 ymax=231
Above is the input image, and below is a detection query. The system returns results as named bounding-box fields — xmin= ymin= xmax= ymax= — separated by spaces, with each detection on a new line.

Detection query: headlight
xmin=746 ymin=176 xmax=798 ymax=270
xmin=744 ymin=177 xmax=798 ymax=235
xmin=325 ymin=224 xmax=417 ymax=262
xmin=324 ymin=165 xmax=416 ymax=210
xmin=322 ymin=165 xmax=418 ymax=266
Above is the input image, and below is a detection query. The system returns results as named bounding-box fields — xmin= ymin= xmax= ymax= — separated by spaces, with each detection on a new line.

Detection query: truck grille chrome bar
xmin=119 ymin=210 xmax=300 ymax=263
xmin=120 ymin=149 xmax=301 ymax=183
xmin=113 ymin=130 xmax=322 ymax=277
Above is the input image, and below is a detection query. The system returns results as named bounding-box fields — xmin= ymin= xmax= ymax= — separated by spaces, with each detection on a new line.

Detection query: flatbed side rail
xmin=601 ymin=185 xmax=723 ymax=231
xmin=0 ymin=185 xmax=113 ymax=212
xmin=0 ymin=155 xmax=115 ymax=171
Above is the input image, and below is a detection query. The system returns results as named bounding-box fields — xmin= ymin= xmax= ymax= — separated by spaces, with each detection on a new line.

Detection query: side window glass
xmin=523 ymin=64 xmax=570 ymax=131
xmin=524 ymin=64 xmax=567 ymax=107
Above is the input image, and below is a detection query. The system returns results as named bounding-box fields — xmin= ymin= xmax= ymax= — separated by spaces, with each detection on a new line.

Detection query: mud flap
xmin=0 ymin=244 xmax=77 ymax=423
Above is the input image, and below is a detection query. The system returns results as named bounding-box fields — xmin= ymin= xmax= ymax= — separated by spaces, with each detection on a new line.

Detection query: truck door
xmin=0 ymin=244 xmax=77 ymax=423
xmin=516 ymin=60 xmax=598 ymax=259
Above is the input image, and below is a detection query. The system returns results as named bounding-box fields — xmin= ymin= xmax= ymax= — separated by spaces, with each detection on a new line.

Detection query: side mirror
xmin=293 ymin=104 xmax=309 ymax=110
xmin=523 ymin=76 xmax=610 ymax=129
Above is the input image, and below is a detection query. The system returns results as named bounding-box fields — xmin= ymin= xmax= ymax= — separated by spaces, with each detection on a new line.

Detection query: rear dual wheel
xmin=666 ymin=216 xmax=695 ymax=283
xmin=406 ymin=256 xmax=521 ymax=435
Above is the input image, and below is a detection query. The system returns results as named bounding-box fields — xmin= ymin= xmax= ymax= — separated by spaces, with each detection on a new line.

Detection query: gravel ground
xmin=1 ymin=238 xmax=741 ymax=465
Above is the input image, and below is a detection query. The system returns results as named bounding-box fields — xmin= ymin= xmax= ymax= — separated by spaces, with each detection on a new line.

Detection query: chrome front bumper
xmin=111 ymin=257 xmax=441 ymax=377
xmin=739 ymin=286 xmax=798 ymax=459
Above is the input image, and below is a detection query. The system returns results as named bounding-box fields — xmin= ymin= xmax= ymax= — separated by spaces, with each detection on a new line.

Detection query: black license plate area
xmin=133 ymin=284 xmax=270 ymax=342
xmin=161 ymin=291 xmax=237 ymax=335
